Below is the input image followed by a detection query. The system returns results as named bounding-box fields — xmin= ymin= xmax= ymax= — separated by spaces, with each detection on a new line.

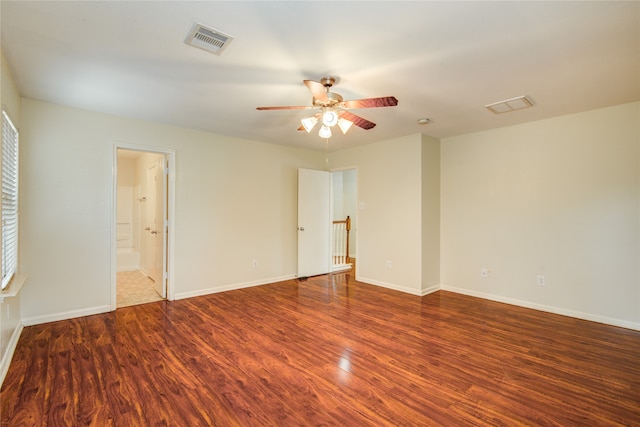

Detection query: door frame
xmin=111 ymin=143 xmax=176 ymax=310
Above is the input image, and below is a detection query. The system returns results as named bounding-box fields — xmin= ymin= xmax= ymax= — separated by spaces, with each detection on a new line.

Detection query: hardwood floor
xmin=2 ymin=268 xmax=639 ymax=426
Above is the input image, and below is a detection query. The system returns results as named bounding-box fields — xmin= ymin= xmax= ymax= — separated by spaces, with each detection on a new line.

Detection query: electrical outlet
xmin=386 ymin=260 xmax=392 ymax=269
xmin=480 ymin=268 xmax=488 ymax=277
xmin=537 ymin=275 xmax=546 ymax=286
xmin=252 ymin=259 xmax=258 ymax=268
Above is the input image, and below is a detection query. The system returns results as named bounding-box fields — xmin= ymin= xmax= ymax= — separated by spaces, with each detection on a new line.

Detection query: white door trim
xmin=111 ymin=143 xmax=176 ymax=310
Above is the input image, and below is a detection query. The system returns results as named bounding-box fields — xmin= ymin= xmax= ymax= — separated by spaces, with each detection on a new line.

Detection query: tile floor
xmin=117 ymin=270 xmax=164 ymax=308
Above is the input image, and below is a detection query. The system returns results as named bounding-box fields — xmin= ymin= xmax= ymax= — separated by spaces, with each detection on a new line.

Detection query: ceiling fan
xmin=256 ymin=76 xmax=398 ymax=139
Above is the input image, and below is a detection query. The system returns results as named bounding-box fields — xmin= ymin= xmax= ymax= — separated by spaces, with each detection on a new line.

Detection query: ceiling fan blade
xmin=256 ymin=105 xmax=315 ymax=110
xmin=303 ymin=80 xmax=329 ymax=103
xmin=340 ymin=96 xmax=398 ymax=109
xmin=339 ymin=111 xmax=376 ymax=130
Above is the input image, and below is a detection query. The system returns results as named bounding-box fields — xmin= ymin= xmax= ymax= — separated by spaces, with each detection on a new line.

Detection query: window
xmin=2 ymin=111 xmax=18 ymax=290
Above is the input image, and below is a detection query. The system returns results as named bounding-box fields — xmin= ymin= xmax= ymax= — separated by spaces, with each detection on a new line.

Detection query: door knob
xmin=298 ymin=227 xmax=305 ymax=231
xmin=150 ymin=230 xmax=158 ymax=234
xmin=145 ymin=227 xmax=151 ymax=231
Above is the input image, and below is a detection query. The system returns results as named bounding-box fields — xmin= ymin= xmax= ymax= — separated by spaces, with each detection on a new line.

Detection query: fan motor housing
xmin=313 ymin=91 xmax=343 ymax=107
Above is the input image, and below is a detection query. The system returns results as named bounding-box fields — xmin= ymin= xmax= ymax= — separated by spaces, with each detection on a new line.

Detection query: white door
xmin=146 ymin=157 xmax=167 ymax=297
xmin=298 ymin=168 xmax=331 ymax=277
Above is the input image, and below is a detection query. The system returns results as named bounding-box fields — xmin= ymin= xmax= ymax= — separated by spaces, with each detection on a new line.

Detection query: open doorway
xmin=331 ymin=168 xmax=357 ymax=271
xmin=112 ymin=146 xmax=175 ymax=309
xmin=296 ymin=168 xmax=357 ymax=277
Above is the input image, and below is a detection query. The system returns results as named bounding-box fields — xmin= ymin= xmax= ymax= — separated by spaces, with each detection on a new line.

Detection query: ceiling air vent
xmin=485 ymin=95 xmax=534 ymax=114
xmin=185 ymin=22 xmax=233 ymax=55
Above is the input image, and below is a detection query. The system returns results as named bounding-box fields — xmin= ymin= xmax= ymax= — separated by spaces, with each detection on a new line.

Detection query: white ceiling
xmin=2 ymin=1 xmax=638 ymax=151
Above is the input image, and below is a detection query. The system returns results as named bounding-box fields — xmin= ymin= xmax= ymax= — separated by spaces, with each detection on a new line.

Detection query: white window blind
xmin=2 ymin=111 xmax=18 ymax=290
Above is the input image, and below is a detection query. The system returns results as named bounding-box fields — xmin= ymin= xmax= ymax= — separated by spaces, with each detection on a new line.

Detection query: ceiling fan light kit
xmin=257 ymin=76 xmax=398 ymax=140
xmin=337 ymin=118 xmax=353 ymax=134
xmin=319 ymin=125 xmax=332 ymax=139
xmin=322 ymin=110 xmax=339 ymax=127
xmin=301 ymin=117 xmax=318 ymax=133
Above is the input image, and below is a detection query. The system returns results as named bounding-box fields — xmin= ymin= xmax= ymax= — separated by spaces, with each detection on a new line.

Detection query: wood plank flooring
xmin=2 ymin=268 xmax=639 ymax=426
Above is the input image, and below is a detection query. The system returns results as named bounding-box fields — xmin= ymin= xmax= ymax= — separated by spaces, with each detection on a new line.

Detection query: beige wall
xmin=441 ymin=102 xmax=640 ymax=328
xmin=329 ymin=134 xmax=442 ymax=296
xmin=0 ymin=49 xmax=23 ymax=383
xmin=116 ymin=155 xmax=136 ymax=250
xmin=19 ymin=99 xmax=325 ymax=323
xmin=421 ymin=134 xmax=440 ymax=293
xmin=330 ymin=135 xmax=424 ymax=294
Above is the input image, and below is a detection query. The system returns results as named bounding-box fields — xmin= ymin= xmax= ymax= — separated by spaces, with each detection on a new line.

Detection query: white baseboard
xmin=174 ymin=274 xmax=297 ymax=300
xmin=22 ymin=305 xmax=112 ymax=327
xmin=440 ymin=285 xmax=640 ymax=331
xmin=331 ymin=264 xmax=352 ymax=273
xmin=0 ymin=322 xmax=23 ymax=388
xmin=356 ymin=276 xmax=424 ymax=296
xmin=349 ymin=277 xmax=639 ymax=330
xmin=17 ymin=277 xmax=638 ymax=335
xmin=420 ymin=285 xmax=440 ymax=296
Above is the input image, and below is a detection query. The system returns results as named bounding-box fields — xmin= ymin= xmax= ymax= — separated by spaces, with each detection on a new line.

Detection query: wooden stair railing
xmin=332 ymin=216 xmax=351 ymax=266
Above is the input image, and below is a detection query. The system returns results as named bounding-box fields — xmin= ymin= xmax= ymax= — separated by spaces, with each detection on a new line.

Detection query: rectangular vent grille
xmin=185 ymin=22 xmax=233 ymax=55
xmin=485 ymin=96 xmax=534 ymax=114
